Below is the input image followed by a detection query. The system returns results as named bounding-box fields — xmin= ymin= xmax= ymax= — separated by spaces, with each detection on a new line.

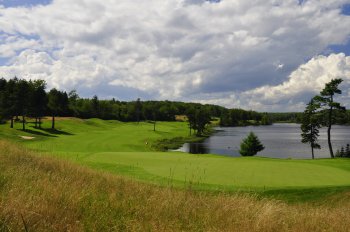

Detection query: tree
xmin=346 ymin=144 xmax=350 ymax=158
xmin=68 ymin=90 xmax=79 ymax=116
xmin=261 ymin=113 xmax=272 ymax=125
xmin=314 ymin=79 xmax=345 ymax=158
xmin=239 ymin=132 xmax=265 ymax=156
xmin=301 ymin=99 xmax=321 ymax=159
xmin=195 ymin=107 xmax=211 ymax=136
xmin=0 ymin=78 xmax=7 ymax=122
xmin=48 ymin=89 xmax=60 ymax=129
xmin=29 ymin=80 xmax=47 ymax=128
xmin=185 ymin=106 xmax=211 ymax=136
xmin=135 ymin=98 xmax=142 ymax=123
xmin=91 ymin=95 xmax=100 ymax=118
xmin=14 ymin=79 xmax=30 ymax=130
xmin=48 ymin=89 xmax=68 ymax=129
xmin=4 ymin=78 xmax=18 ymax=128
xmin=186 ymin=106 xmax=196 ymax=135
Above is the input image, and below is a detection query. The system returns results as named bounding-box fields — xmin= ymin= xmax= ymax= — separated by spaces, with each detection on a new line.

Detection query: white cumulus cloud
xmin=0 ymin=0 xmax=349 ymax=111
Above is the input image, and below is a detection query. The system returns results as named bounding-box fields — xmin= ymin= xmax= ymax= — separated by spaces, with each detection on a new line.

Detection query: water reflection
xmin=174 ymin=124 xmax=350 ymax=159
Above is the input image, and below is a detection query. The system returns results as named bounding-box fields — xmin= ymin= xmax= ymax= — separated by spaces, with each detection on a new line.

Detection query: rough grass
xmin=1 ymin=140 xmax=350 ymax=232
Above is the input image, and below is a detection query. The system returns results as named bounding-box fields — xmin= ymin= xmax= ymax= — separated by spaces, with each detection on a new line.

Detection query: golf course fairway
xmin=1 ymin=118 xmax=350 ymax=195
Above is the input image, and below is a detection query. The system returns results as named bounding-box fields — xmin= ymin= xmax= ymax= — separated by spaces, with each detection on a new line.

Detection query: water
xmin=175 ymin=123 xmax=350 ymax=159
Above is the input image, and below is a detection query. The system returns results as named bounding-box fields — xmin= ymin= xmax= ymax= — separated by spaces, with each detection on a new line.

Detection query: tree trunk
xmin=52 ymin=115 xmax=55 ymax=129
xmin=39 ymin=117 xmax=42 ymax=129
xmin=328 ymin=98 xmax=334 ymax=158
xmin=153 ymin=121 xmax=156 ymax=131
xmin=311 ymin=146 xmax=314 ymax=159
xmin=22 ymin=115 xmax=25 ymax=131
xmin=10 ymin=117 xmax=14 ymax=128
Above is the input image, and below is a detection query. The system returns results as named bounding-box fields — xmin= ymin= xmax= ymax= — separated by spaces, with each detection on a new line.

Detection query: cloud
xmin=239 ymin=53 xmax=350 ymax=111
xmin=184 ymin=53 xmax=350 ymax=112
xmin=0 ymin=0 xmax=349 ymax=111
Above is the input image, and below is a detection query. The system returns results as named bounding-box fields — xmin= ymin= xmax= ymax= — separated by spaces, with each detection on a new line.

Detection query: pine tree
xmin=314 ymin=79 xmax=345 ymax=158
xmin=239 ymin=132 xmax=265 ymax=156
xmin=301 ymin=99 xmax=321 ymax=159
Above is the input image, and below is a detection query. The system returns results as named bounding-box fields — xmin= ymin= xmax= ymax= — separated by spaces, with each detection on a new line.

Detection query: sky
xmin=0 ymin=0 xmax=350 ymax=112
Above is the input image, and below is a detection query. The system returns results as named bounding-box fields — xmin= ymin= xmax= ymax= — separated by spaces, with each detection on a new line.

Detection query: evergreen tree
xmin=0 ymin=78 xmax=7 ymax=122
xmin=14 ymin=79 xmax=30 ymax=130
xmin=48 ymin=89 xmax=68 ymax=129
xmin=314 ymin=79 xmax=345 ymax=158
xmin=301 ymin=99 xmax=321 ymax=159
xmin=29 ymin=80 xmax=47 ymax=128
xmin=239 ymin=132 xmax=265 ymax=156
xmin=346 ymin=144 xmax=350 ymax=158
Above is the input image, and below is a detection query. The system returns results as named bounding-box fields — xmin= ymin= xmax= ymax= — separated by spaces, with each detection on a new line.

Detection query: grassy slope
xmin=1 ymin=118 xmax=350 ymax=201
xmin=2 ymin=140 xmax=350 ymax=232
xmin=0 ymin=118 xmax=191 ymax=152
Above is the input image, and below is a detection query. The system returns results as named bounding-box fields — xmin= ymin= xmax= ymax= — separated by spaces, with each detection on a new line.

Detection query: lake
xmin=175 ymin=123 xmax=350 ymax=159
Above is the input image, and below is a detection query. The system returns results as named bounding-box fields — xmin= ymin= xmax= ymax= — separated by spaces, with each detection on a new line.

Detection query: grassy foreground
xmin=1 ymin=118 xmax=350 ymax=201
xmin=1 ymin=140 xmax=350 ymax=231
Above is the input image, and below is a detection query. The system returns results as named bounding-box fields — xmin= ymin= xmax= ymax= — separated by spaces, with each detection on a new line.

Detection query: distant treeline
xmin=0 ymin=77 xmax=349 ymax=130
xmin=266 ymin=111 xmax=350 ymax=125
xmin=219 ymin=109 xmax=271 ymax=126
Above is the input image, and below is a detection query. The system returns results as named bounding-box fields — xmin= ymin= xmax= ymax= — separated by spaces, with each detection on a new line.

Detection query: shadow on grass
xmin=38 ymin=128 xmax=74 ymax=136
xmin=17 ymin=129 xmax=57 ymax=137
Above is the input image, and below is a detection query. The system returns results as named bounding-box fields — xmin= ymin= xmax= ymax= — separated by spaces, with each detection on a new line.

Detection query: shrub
xmin=239 ymin=132 xmax=265 ymax=156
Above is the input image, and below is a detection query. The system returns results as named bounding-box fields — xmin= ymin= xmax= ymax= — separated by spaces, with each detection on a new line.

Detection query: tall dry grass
xmin=0 ymin=140 xmax=350 ymax=231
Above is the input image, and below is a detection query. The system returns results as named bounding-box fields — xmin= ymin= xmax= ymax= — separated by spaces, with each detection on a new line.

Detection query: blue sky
xmin=0 ymin=0 xmax=349 ymax=111
xmin=0 ymin=0 xmax=51 ymax=8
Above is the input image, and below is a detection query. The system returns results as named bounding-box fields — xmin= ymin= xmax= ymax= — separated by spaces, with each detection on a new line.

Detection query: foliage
xmin=266 ymin=112 xmax=303 ymax=123
xmin=301 ymin=99 xmax=321 ymax=159
xmin=220 ymin=108 xmax=263 ymax=126
xmin=186 ymin=105 xmax=211 ymax=136
xmin=313 ymin=78 xmax=346 ymax=158
xmin=336 ymin=144 xmax=350 ymax=158
xmin=1 ymin=77 xmax=349 ymax=132
xmin=239 ymin=132 xmax=265 ymax=156
xmin=260 ymin=113 xmax=272 ymax=125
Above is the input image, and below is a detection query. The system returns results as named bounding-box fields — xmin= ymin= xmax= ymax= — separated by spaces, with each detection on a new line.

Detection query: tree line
xmin=1 ymin=77 xmax=349 ymax=139
xmin=0 ymin=77 xmax=225 ymax=134
xmin=220 ymin=109 xmax=272 ymax=126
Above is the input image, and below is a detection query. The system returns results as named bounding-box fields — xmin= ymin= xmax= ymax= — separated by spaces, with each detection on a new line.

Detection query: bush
xmin=239 ymin=132 xmax=265 ymax=156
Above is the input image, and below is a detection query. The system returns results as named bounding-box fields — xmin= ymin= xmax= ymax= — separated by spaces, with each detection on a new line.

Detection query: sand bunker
xmin=20 ymin=136 xmax=35 ymax=140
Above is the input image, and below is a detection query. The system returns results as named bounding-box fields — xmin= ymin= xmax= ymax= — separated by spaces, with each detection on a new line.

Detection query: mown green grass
xmin=1 ymin=118 xmax=350 ymax=202
xmin=0 ymin=118 xmax=193 ymax=152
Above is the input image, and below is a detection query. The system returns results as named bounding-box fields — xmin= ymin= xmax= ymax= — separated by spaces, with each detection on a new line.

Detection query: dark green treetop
xmin=239 ymin=132 xmax=265 ymax=156
xmin=301 ymin=99 xmax=321 ymax=159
